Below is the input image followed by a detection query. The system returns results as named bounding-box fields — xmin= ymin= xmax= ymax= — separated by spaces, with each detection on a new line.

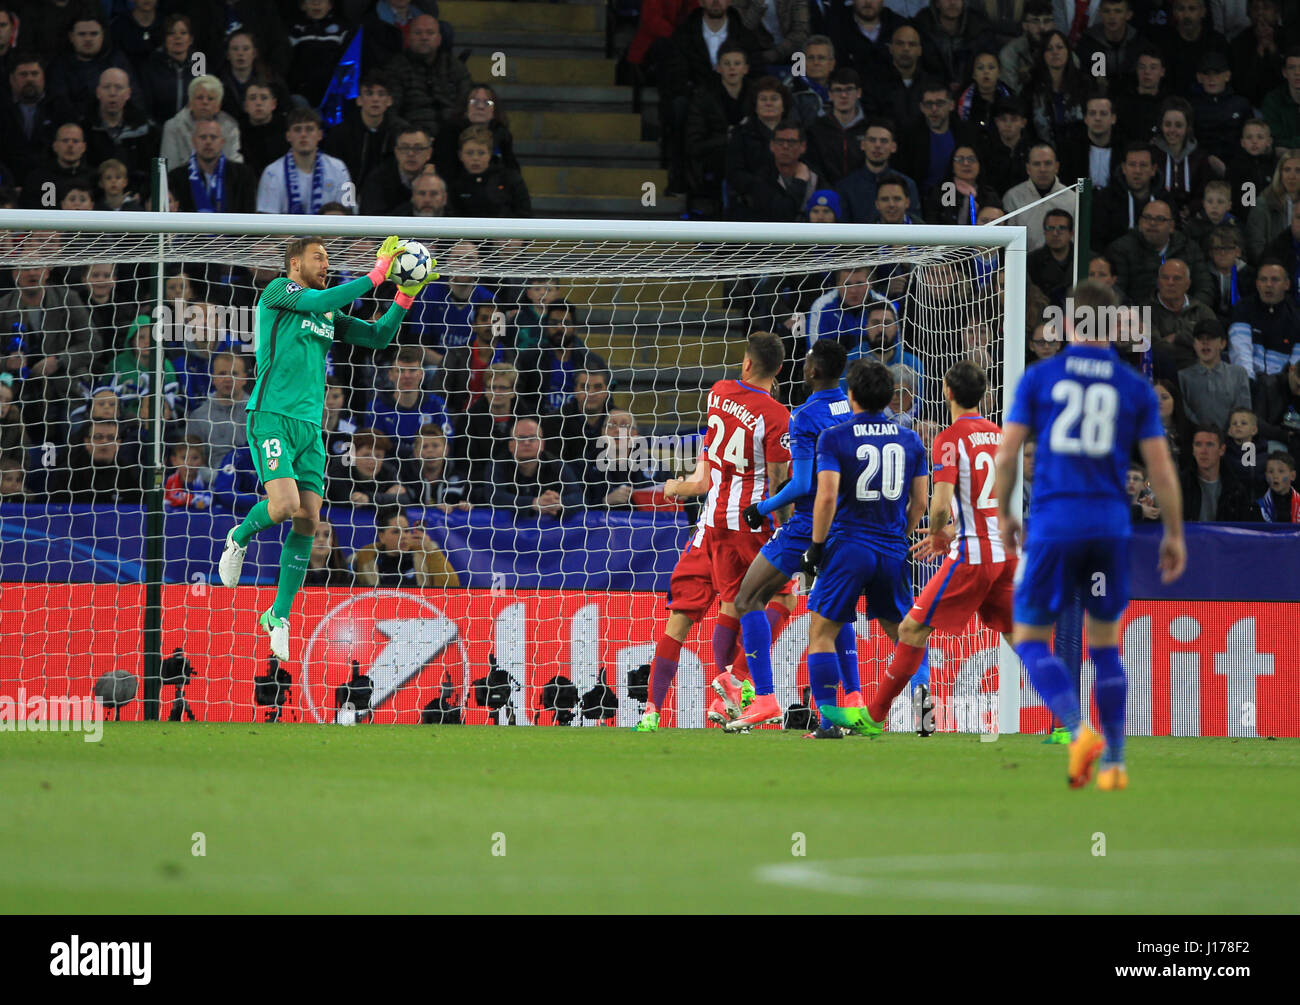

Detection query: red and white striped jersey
xmin=700 ymin=379 xmax=791 ymax=532
xmin=931 ymin=414 xmax=1008 ymax=564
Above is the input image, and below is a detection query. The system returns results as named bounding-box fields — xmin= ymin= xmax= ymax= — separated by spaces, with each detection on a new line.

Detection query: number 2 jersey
xmin=1007 ymin=344 xmax=1163 ymax=542
xmin=930 ymin=414 xmax=1008 ymax=564
xmin=700 ymin=379 xmax=792 ymax=532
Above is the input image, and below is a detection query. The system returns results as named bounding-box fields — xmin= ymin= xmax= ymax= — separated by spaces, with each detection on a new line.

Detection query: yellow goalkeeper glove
xmin=395 ymin=259 xmax=439 ymax=298
xmin=368 ymin=235 xmax=408 ymax=285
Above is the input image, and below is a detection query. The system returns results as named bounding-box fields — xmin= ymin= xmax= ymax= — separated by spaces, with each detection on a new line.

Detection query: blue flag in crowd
xmin=319 ymin=28 xmax=364 ymax=129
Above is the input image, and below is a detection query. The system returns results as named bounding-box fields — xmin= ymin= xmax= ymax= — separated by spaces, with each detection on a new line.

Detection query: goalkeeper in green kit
xmin=217 ymin=235 xmax=437 ymax=661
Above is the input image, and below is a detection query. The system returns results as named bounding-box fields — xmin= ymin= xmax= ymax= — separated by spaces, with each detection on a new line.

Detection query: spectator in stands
xmin=518 ymin=301 xmax=606 ymax=417
xmin=1261 ymin=45 xmax=1300 ymax=155
xmin=434 ymin=302 xmax=503 ymax=414
xmin=730 ymin=120 xmax=819 ymax=220
xmin=978 ymin=96 xmax=1031 ymax=196
xmin=1060 ymin=93 xmax=1119 ymax=192
xmin=93 ymin=159 xmax=141 ymax=211
xmin=59 ymin=183 xmax=94 ymax=211
xmin=1229 ymin=0 xmax=1284 ymax=108
xmin=326 ymin=428 xmax=411 ymax=509
xmin=82 ymin=68 xmax=157 ymax=190
xmin=321 ymin=380 xmax=358 ymax=463
xmin=1027 ymin=208 xmax=1075 ymax=306
xmin=187 ymin=2 xmax=289 ymax=78
xmin=734 ymin=0 xmax=808 ymax=66
xmin=1181 ymin=425 xmax=1261 ymax=521
xmin=900 ymin=82 xmax=976 ymax=199
xmin=805 ymin=68 xmax=867 ymax=186
xmin=582 ymin=409 xmax=663 ymax=509
xmin=1091 ymin=141 xmax=1163 ymax=250
xmin=447 ymin=124 xmax=531 ymax=218
xmin=1205 ymin=224 xmax=1252 ymax=322
xmin=159 ymin=75 xmax=243 ymax=172
xmin=807 ymin=189 xmax=840 ymax=221
xmin=997 ymin=1 xmax=1053 ymax=92
xmin=1179 ymin=318 xmax=1253 ymax=432
xmin=922 ymin=144 xmax=999 ymax=225
xmin=110 ymin=0 xmax=165 ymax=71
xmin=210 ymin=443 xmax=261 ymax=516
xmin=49 ymin=13 xmax=140 ymax=116
xmin=384 ymin=13 xmax=471 ymax=139
xmin=486 ymin=417 xmax=583 ymax=518
xmin=685 ymin=42 xmax=754 ymax=203
xmin=403 ymin=423 xmax=472 ymax=510
xmin=457 ymin=361 xmax=520 ymax=484
xmin=433 ymin=83 xmax=518 ymax=181
xmin=1114 ymin=46 xmax=1167 ymax=147
xmin=352 ymin=508 xmax=460 ymax=588
xmin=1076 ymin=0 xmax=1143 ymax=85
xmin=368 ymin=345 xmax=453 ymax=459
xmin=1155 ymin=377 xmax=1190 ymax=469
xmin=1227 ymin=119 xmax=1275 ymax=220
xmin=1186 ymin=180 xmax=1239 ymax=252
xmin=138 ymin=13 xmax=196 ymax=123
xmin=0 ymin=378 xmax=24 ymax=453
xmin=877 ymin=24 xmax=927 ymax=127
xmin=872 ymin=174 xmax=919 ymax=223
xmin=68 ymin=386 xmax=131 ymax=444
xmin=1190 ymin=53 xmax=1253 ymax=165
xmin=788 ymin=33 xmax=835 ymax=125
xmin=256 ymin=108 xmax=354 ymax=214
xmin=914 ymin=0 xmax=996 ymax=90
xmin=1088 ymin=252 xmax=1123 ymax=295
xmin=808 ymin=266 xmax=874 ymax=345
xmin=323 ymin=71 xmax=403 ymax=191
xmin=1023 ymin=30 xmax=1086 ymax=149
xmin=1151 ymin=97 xmax=1216 ymax=219
xmin=956 ymin=50 xmax=1012 ymax=134
xmin=238 ymin=80 xmax=288 ymax=181
xmin=1228 ymin=259 xmax=1300 ymax=380
xmin=1148 ymin=259 xmax=1217 ymax=378
xmin=80 ymin=263 xmax=134 ymax=360
xmin=2 ymin=54 xmax=73 ymax=182
xmin=408 ymin=240 xmax=494 ymax=361
xmin=163 ymin=436 xmax=211 ymax=510
xmin=626 ymin=0 xmax=699 ymax=80
xmin=1245 ymin=154 xmax=1300 ymax=262
xmin=836 ymin=119 xmax=920 ymax=223
xmin=1160 ymin=0 xmax=1226 ymax=95
xmin=361 ymin=125 xmax=433 ymax=215
xmin=303 ymin=518 xmax=354 ymax=587
xmin=185 ymin=352 xmax=248 ymax=482
xmin=1110 ymin=199 xmax=1213 ymax=305
xmin=168 ymin=119 xmax=256 ymax=214
xmin=20 ymin=121 xmax=93 ymax=209
xmin=543 ymin=366 xmax=613 ymax=466
xmin=0 ymin=265 xmax=93 ymax=440
xmin=391 ymin=165 xmax=447 ymax=216
xmin=1225 ymin=406 xmax=1269 ymax=495
xmin=217 ymin=30 xmax=288 ymax=123
xmin=54 ymin=419 xmax=143 ymax=504
xmin=361 ymin=0 xmax=440 ymax=72
xmin=1002 ymin=143 xmax=1076 ymax=253
xmin=1256 ymin=361 xmax=1300 ymax=456
xmin=0 ymin=452 xmax=25 ymax=501
xmin=1259 ymin=451 xmax=1299 ymax=521
xmin=286 ymin=0 xmax=350 ymax=109
xmin=856 ymin=302 xmax=924 ymax=384
xmin=723 ymin=76 xmax=791 ymax=210
xmin=1026 ymin=321 xmax=1061 ymax=366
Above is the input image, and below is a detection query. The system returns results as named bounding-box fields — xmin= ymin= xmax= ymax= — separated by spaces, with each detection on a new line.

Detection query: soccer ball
xmin=391 ymin=241 xmax=432 ymax=286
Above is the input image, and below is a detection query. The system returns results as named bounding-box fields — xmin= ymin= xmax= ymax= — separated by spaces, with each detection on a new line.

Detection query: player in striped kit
xmin=634 ymin=334 xmax=794 ymax=732
xmin=881 ymin=361 xmax=1018 ymax=730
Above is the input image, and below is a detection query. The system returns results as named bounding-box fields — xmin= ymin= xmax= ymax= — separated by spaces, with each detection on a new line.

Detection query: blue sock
xmin=835 ymin=623 xmax=859 ymax=695
xmin=739 ymin=610 xmax=774 ymax=696
xmin=808 ymin=651 xmax=840 ymax=730
xmin=1091 ymin=646 xmax=1127 ymax=765
xmin=1016 ymin=639 xmax=1082 ymax=735
xmin=910 ymin=645 xmax=931 ymax=690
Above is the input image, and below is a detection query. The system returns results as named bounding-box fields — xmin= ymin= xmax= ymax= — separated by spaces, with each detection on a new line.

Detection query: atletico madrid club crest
xmin=268 ymin=458 xmax=279 ymax=472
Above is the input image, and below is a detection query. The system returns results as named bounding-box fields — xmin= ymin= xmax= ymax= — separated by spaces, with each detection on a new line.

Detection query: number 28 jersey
xmin=700 ymin=379 xmax=792 ymax=532
xmin=1007 ymin=344 xmax=1163 ymax=542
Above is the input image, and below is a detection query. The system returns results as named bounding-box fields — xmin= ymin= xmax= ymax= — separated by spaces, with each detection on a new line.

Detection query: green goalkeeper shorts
xmin=248 ymin=410 xmax=327 ymax=498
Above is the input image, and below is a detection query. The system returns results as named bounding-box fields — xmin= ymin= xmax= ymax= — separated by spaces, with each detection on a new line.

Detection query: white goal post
xmin=0 ymin=208 xmax=1026 ymax=732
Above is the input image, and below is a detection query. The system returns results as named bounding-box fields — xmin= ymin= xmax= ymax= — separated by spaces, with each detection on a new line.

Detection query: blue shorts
xmin=759 ymin=520 xmax=812 ymax=579
xmin=1012 ymin=535 xmax=1131 ymax=627
xmin=808 ymin=539 xmax=911 ymax=626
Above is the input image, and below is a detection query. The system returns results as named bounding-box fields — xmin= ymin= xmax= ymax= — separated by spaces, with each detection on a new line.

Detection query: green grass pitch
xmin=2 ymin=724 xmax=1297 ymax=914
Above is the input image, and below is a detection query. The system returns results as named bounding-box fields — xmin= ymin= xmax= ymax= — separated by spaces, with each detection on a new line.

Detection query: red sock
xmin=867 ymin=642 xmax=926 ymax=723
xmin=766 ymin=601 xmax=791 ymax=637
xmin=649 ymin=634 xmax=684 ymax=711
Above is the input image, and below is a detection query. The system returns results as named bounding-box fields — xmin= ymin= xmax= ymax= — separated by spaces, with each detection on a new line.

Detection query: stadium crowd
xmin=0 ymin=0 xmax=1298 ymax=583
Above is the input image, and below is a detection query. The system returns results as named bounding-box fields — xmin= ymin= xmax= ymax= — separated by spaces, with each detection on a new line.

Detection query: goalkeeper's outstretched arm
xmin=335 ymin=302 xmax=407 ymax=351
xmin=262 ymin=274 xmax=379 ymax=315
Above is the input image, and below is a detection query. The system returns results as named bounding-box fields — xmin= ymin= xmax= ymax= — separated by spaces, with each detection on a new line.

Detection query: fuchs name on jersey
xmin=1065 ymin=356 xmax=1113 ymax=379
xmin=708 ymin=392 xmax=760 ymax=430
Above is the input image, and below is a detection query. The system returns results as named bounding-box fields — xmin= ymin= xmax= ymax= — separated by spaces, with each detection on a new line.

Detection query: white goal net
xmin=0 ymin=211 xmax=1024 ymax=732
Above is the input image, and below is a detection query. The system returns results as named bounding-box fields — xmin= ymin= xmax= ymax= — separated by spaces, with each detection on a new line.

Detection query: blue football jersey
xmin=816 ymin=410 xmax=927 ymax=559
xmin=787 ymin=388 xmax=852 ymax=526
xmin=1007 ymin=345 xmax=1164 ymax=541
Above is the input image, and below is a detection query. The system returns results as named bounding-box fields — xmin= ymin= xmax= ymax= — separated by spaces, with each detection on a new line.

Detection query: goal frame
xmin=0 ymin=207 xmax=1027 ymax=733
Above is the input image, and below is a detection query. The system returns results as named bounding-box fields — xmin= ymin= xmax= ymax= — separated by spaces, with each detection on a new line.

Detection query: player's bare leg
xmin=636 ymin=611 xmax=695 ymax=731
xmin=1014 ymin=621 xmax=1104 ymax=788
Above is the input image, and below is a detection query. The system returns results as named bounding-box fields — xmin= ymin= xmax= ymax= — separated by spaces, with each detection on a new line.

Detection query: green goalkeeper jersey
xmin=250 ymin=274 xmax=407 ymax=425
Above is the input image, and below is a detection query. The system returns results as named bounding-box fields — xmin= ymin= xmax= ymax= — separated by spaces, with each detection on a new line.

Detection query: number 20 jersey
xmin=1007 ymin=344 xmax=1163 ymax=542
xmin=700 ymin=379 xmax=792 ymax=532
